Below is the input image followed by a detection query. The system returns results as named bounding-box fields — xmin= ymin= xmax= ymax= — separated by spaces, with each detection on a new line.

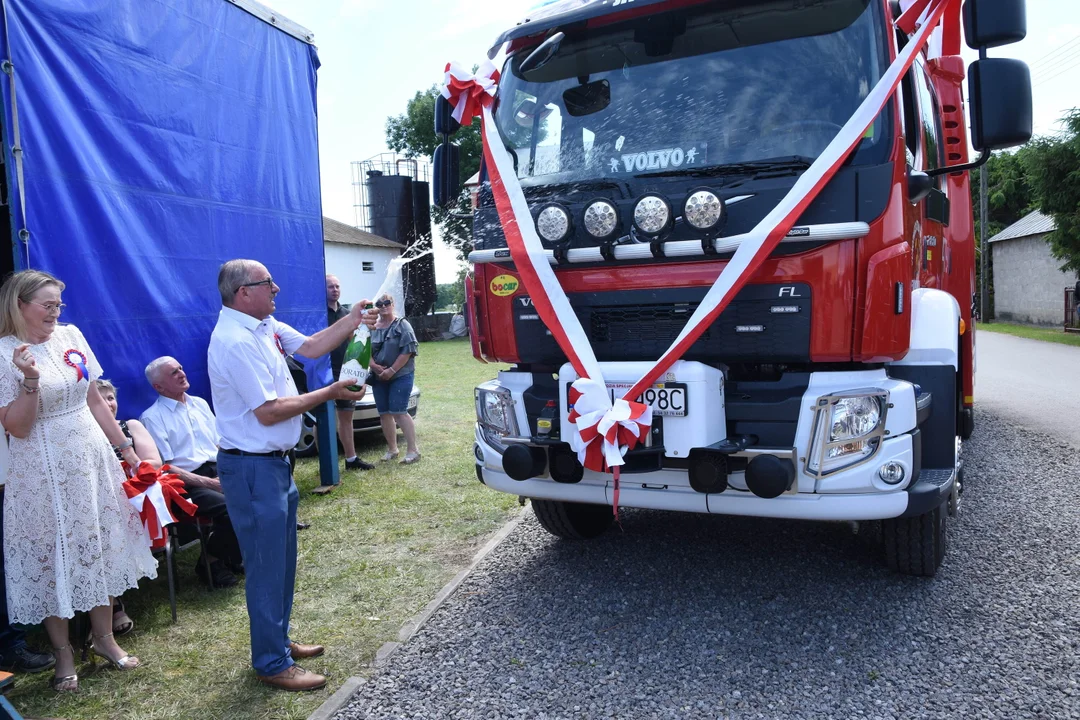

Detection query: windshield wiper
xmin=636 ymin=156 xmax=815 ymax=180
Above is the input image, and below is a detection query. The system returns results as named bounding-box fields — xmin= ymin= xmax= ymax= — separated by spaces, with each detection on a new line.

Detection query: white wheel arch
xmin=892 ymin=288 xmax=960 ymax=369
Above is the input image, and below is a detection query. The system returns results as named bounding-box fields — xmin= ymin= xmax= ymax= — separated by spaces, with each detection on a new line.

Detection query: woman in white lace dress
xmin=0 ymin=270 xmax=157 ymax=692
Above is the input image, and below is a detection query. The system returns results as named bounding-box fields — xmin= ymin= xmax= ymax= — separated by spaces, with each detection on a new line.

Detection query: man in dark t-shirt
xmin=327 ymin=274 xmax=374 ymax=471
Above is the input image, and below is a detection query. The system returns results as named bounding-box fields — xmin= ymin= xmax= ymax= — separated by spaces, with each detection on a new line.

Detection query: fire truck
xmin=434 ymin=0 xmax=1032 ymax=576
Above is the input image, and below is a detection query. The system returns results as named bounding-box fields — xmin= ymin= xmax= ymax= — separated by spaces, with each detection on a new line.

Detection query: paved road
xmin=976 ymin=329 xmax=1080 ymax=447
xmin=335 ymin=334 xmax=1080 ymax=719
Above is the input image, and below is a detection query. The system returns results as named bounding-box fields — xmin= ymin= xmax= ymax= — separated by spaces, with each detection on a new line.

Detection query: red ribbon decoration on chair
xmin=122 ymin=461 xmax=198 ymax=549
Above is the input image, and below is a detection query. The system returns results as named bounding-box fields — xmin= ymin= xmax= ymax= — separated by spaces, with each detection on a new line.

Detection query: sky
xmin=261 ymin=0 xmax=1080 ymax=286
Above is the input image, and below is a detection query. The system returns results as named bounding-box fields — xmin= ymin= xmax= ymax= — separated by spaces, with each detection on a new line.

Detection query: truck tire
xmin=882 ymin=500 xmax=947 ymax=577
xmin=531 ymin=499 xmax=613 ymax=540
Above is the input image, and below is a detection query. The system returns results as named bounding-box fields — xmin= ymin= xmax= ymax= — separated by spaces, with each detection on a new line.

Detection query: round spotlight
xmin=878 ymin=462 xmax=906 ymax=485
xmin=683 ymin=189 xmax=725 ymax=232
xmin=535 ymin=204 xmax=572 ymax=245
xmin=583 ymin=199 xmax=619 ymax=240
xmin=632 ymin=195 xmax=672 ymax=236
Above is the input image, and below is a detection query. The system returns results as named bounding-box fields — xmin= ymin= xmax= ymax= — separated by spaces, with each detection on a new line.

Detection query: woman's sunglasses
xmin=375 ymin=300 xmax=393 ymax=308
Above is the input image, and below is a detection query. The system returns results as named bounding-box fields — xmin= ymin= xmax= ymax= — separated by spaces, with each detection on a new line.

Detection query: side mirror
xmin=435 ymin=94 xmax=460 ymax=137
xmin=963 ymin=0 xmax=1026 ymax=49
xmin=907 ymin=170 xmax=933 ymax=204
xmin=519 ymin=32 xmax=564 ymax=74
xmin=433 ymin=142 xmax=460 ymax=208
xmin=968 ymin=58 xmax=1032 ymax=151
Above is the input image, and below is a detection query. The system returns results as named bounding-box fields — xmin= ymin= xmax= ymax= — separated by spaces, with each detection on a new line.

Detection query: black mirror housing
xmin=963 ymin=0 xmax=1027 ymax=49
xmin=433 ymin=142 xmax=461 ymax=208
xmin=907 ymin=170 xmax=933 ymax=204
xmin=563 ymin=80 xmax=611 ymax=118
xmin=968 ymin=58 xmax=1032 ymax=151
xmin=435 ymin=95 xmax=461 ymax=137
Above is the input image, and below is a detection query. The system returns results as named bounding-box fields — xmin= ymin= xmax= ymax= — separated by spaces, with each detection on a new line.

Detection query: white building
xmin=989 ymin=210 xmax=1074 ymax=326
xmin=323 ymin=217 xmax=404 ymax=304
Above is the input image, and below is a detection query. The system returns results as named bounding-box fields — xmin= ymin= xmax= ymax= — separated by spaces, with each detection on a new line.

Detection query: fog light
xmin=683 ymin=189 xmax=725 ymax=232
xmin=632 ymin=195 xmax=672 ymax=236
xmin=878 ymin=461 xmax=905 ymax=484
xmin=474 ymin=443 xmax=484 ymax=463
xmin=536 ymin=203 xmax=572 ymax=245
xmin=583 ymin=199 xmax=619 ymax=239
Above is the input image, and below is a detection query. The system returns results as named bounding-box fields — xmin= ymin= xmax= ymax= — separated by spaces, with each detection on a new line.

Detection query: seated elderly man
xmin=139 ymin=356 xmax=240 ymax=587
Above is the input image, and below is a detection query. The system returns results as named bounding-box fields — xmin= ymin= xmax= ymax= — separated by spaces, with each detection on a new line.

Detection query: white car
xmin=287 ymin=356 xmax=420 ymax=457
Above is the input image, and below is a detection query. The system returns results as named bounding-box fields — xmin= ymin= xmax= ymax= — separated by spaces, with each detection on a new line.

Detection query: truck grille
xmin=587 ymin=305 xmax=705 ymax=345
xmin=512 ymin=284 xmax=812 ymax=365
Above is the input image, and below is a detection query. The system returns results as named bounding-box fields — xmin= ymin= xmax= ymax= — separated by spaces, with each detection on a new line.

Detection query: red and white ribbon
xmin=123 ymin=462 xmax=198 ymax=549
xmin=442 ymin=61 xmax=499 ymax=126
xmin=446 ymin=0 xmax=960 ymax=515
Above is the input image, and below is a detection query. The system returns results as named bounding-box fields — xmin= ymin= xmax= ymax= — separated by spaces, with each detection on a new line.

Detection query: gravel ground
xmin=335 ymin=411 xmax=1080 ymax=719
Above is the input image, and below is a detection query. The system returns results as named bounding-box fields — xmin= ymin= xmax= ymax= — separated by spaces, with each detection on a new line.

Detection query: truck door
xmin=912 ymin=57 xmax=948 ymax=289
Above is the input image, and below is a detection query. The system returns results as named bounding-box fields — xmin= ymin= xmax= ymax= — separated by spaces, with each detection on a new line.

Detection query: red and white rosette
xmin=445 ymin=0 xmax=961 ymax=517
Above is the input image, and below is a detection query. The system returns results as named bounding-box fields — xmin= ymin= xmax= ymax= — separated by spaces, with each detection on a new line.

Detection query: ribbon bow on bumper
xmin=123 ymin=461 xmax=198 ymax=549
xmin=567 ymin=378 xmax=653 ymax=472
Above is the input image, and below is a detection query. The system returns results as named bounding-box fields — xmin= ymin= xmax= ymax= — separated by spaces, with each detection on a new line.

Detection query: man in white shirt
xmin=208 ymin=259 xmax=372 ymax=692
xmin=140 ymin=356 xmax=240 ymax=588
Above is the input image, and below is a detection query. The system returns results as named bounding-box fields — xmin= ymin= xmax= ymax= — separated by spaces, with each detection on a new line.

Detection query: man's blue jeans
xmin=216 ymin=452 xmax=298 ymax=677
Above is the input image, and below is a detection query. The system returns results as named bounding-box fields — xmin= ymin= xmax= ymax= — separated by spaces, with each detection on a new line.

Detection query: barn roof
xmin=323 ymin=217 xmax=404 ymax=249
xmin=988 ymin=210 xmax=1056 ymax=244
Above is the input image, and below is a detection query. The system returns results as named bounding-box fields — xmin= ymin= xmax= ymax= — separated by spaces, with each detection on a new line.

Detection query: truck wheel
xmin=531 ymin=499 xmax=613 ymax=540
xmin=882 ymin=500 xmax=947 ymax=577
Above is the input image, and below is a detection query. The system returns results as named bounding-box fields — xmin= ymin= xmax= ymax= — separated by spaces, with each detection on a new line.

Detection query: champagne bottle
xmin=339 ymin=308 xmax=372 ymax=391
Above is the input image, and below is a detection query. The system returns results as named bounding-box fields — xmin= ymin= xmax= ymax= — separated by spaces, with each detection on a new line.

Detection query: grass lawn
xmin=979 ymin=321 xmax=1080 ymax=347
xmin=9 ymin=338 xmax=517 ymax=720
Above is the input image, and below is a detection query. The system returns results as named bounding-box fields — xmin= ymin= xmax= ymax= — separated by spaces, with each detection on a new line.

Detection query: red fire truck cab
xmin=435 ymin=0 xmax=1032 ymax=576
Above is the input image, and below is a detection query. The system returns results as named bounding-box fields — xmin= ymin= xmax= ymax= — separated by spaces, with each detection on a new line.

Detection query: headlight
xmin=683 ymin=189 xmax=725 ymax=232
xmin=830 ymin=396 xmax=882 ymax=441
xmin=475 ymin=385 xmax=519 ymax=451
xmin=583 ymin=199 xmax=619 ymax=240
xmin=806 ymin=392 xmax=887 ymax=476
xmin=535 ymin=204 xmax=572 ymax=245
xmin=632 ymin=195 xmax=672 ymax=236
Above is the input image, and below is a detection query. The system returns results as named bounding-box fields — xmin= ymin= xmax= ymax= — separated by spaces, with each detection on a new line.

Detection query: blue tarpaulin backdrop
xmin=0 ymin=0 xmax=326 ymax=418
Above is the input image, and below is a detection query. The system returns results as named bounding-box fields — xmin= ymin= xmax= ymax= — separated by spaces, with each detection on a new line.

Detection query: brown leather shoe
xmin=288 ymin=642 xmax=325 ymax=660
xmin=257 ymin=665 xmax=326 ymax=692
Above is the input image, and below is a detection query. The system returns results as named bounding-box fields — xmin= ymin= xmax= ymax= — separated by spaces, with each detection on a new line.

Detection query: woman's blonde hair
xmin=95 ymin=378 xmax=117 ymax=397
xmin=0 ymin=270 xmax=65 ymax=341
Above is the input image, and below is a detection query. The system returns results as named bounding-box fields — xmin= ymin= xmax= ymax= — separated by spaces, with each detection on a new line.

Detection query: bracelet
xmin=112 ymin=438 xmax=134 ymax=452
xmin=20 ymin=381 xmax=37 ymax=394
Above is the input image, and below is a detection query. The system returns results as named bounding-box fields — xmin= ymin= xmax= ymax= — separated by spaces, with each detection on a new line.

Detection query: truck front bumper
xmin=475 ymin=429 xmax=954 ymax=521
xmin=474 ymin=365 xmax=954 ymax=522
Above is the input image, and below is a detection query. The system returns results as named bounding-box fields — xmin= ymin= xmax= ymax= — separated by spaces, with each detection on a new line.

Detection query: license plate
xmin=576 ymin=382 xmax=687 ymax=418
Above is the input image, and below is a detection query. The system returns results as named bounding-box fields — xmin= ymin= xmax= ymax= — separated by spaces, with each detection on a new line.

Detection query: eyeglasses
xmin=375 ymin=300 xmax=393 ymax=308
xmin=27 ymin=301 xmax=66 ymax=315
xmin=239 ymin=277 xmax=276 ymax=291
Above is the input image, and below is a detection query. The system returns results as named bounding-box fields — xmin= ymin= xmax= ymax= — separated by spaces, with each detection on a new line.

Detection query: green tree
xmin=386 ymin=85 xmax=483 ymax=263
xmin=435 ymin=281 xmax=464 ymax=311
xmin=1021 ymin=109 xmax=1080 ymax=274
xmin=970 ymin=147 xmax=1034 ymax=319
xmin=971 ymin=149 xmax=1033 ymax=241
xmin=385 ymin=85 xmax=483 ymax=180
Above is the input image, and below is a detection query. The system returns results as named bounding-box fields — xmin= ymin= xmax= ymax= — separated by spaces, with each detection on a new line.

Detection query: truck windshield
xmin=494 ymin=0 xmax=889 ymax=182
